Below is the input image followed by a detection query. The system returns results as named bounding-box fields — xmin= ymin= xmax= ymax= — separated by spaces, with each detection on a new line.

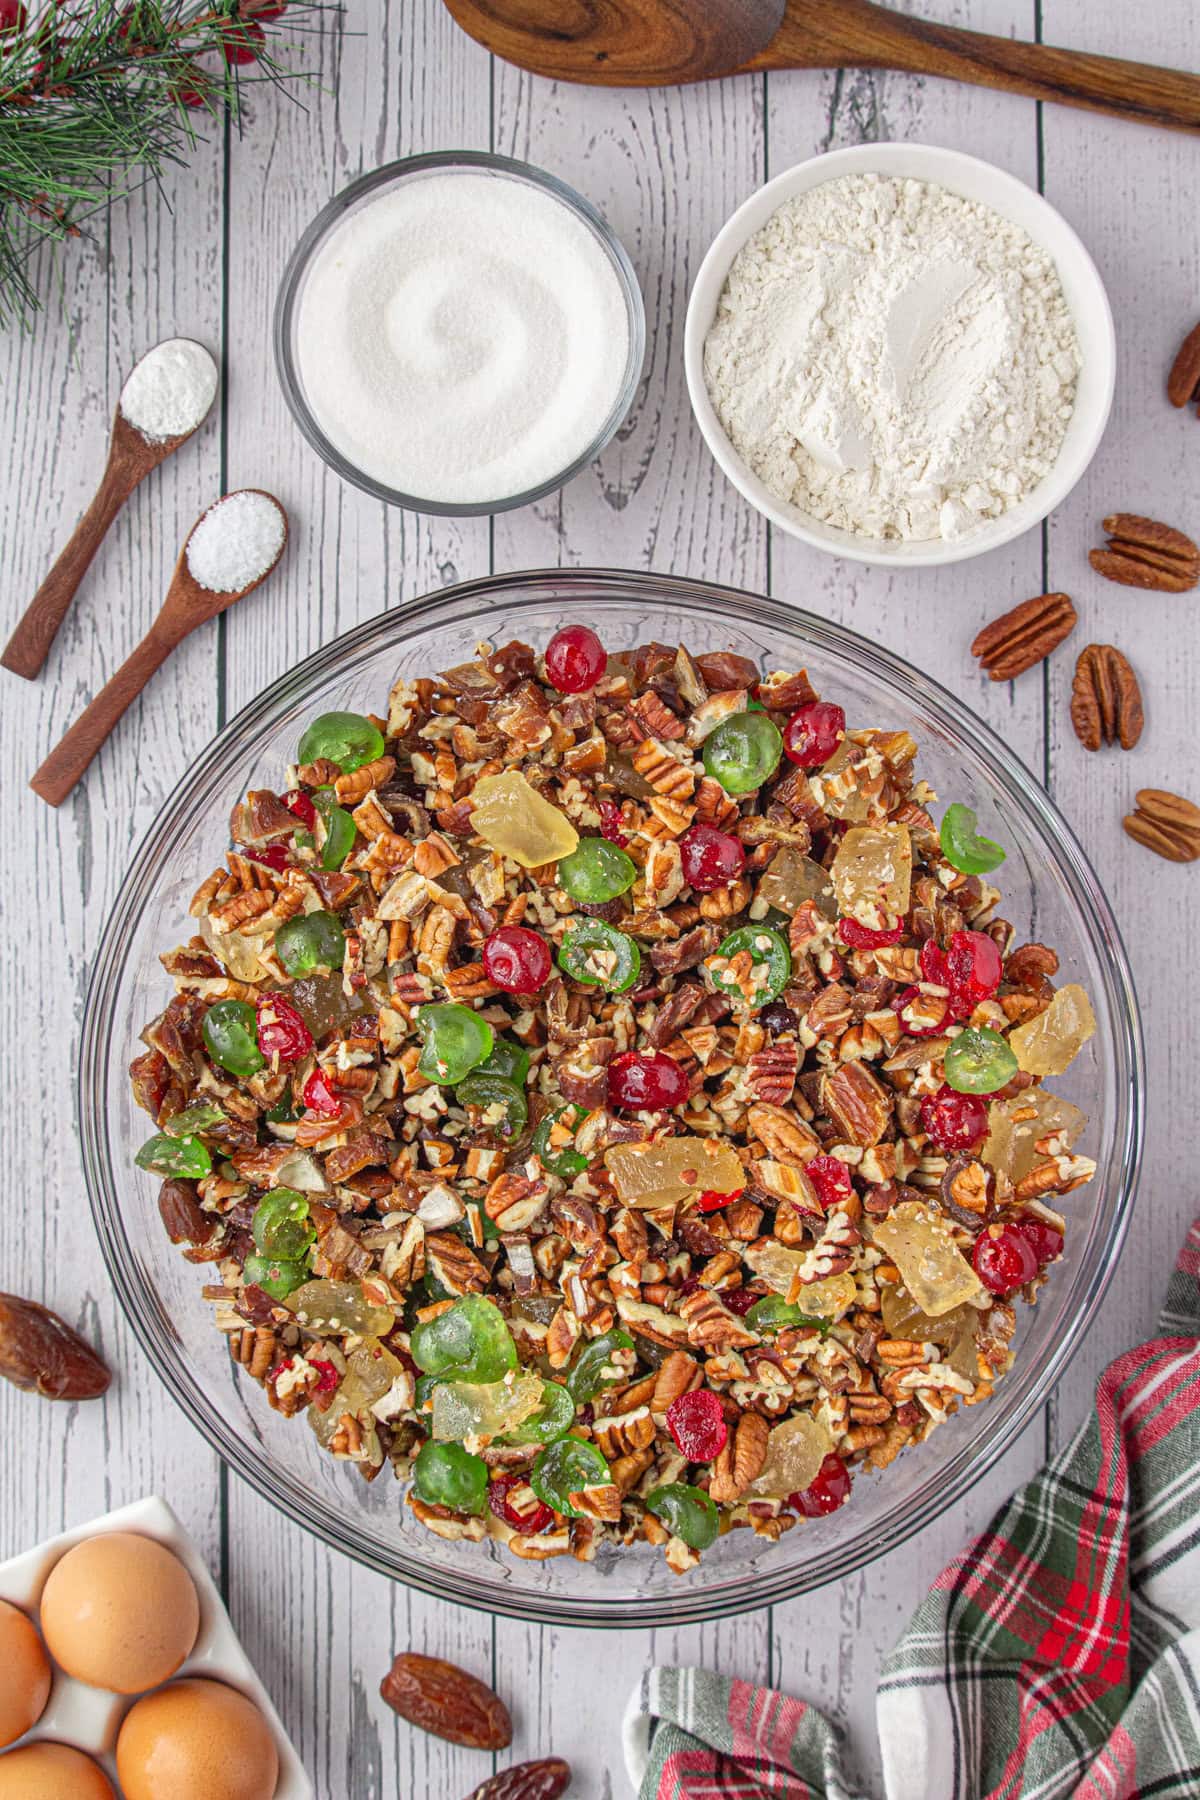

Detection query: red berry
xmin=666 ymin=1388 xmax=728 ymax=1462
xmin=256 ymin=995 xmax=314 ymax=1063
xmin=891 ymin=986 xmax=952 ymax=1037
xmin=246 ymin=843 xmax=290 ymax=872
xmin=222 ymin=19 xmax=263 ymax=61
xmin=284 ymin=788 xmax=317 ymax=831
xmin=310 ymin=1357 xmax=341 ymax=1393
xmin=806 ymin=1155 xmax=852 ymax=1210
xmin=722 ymin=1286 xmax=759 ymax=1317
xmin=945 ymin=929 xmax=1003 ymax=1016
xmin=972 ymin=1225 xmax=1039 ymax=1296
xmin=545 ymin=625 xmax=606 ymax=693
xmin=597 ymin=798 xmax=628 ymax=846
xmin=698 ymin=1186 xmax=745 ymax=1214
xmin=919 ymin=940 xmax=949 ymax=985
xmin=489 ymin=1473 xmax=556 ymax=1536
xmin=301 ymin=1067 xmax=343 ymax=1118
xmin=783 ymin=702 xmax=846 ymax=769
xmin=838 ymin=918 xmax=904 ymax=950
xmin=919 ymin=1085 xmax=988 ymax=1153
xmin=679 ymin=823 xmax=746 ymax=892
xmin=1013 ymin=1218 xmax=1064 ymax=1266
xmin=791 ymin=1454 xmax=852 ymax=1518
xmin=483 ymin=925 xmax=552 ymax=994
xmin=268 ymin=1357 xmax=294 ymax=1383
xmin=607 ymin=1050 xmax=690 ymax=1111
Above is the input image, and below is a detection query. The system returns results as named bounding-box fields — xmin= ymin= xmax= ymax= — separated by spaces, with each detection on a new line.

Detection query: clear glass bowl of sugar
xmin=274 ymin=153 xmax=646 ymax=515
xmin=81 ymin=571 xmax=1143 ymax=1629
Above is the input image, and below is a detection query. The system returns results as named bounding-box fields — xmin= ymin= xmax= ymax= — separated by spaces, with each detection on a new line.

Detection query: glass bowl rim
xmin=272 ymin=150 xmax=647 ymax=517
xmin=80 ymin=568 xmax=1144 ymax=1628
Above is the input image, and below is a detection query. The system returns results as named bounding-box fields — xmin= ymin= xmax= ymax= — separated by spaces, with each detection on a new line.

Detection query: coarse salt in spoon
xmin=1 ymin=337 xmax=219 ymax=681
xmin=30 ymin=490 xmax=288 ymax=808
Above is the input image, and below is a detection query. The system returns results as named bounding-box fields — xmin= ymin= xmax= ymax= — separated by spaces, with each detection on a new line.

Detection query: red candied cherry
xmin=283 ymin=788 xmax=317 ymax=831
xmin=783 ymin=701 xmax=846 ymax=769
xmin=791 ymin=1454 xmax=852 ymax=1518
xmin=920 ymin=940 xmax=949 ymax=985
xmin=946 ymin=929 xmax=1003 ymax=1016
xmin=489 ymin=1473 xmax=556 ymax=1536
xmin=545 ymin=624 xmax=606 ymax=694
xmin=919 ymin=1085 xmax=988 ymax=1153
xmin=246 ymin=843 xmax=290 ymax=872
xmin=301 ymin=1067 xmax=343 ymax=1118
xmin=607 ymin=1049 xmax=690 ymax=1111
xmin=483 ymin=925 xmax=552 ymax=994
xmin=1013 ymin=1218 xmax=1065 ymax=1266
xmin=679 ymin=822 xmax=746 ymax=892
xmin=838 ymin=918 xmax=904 ymax=950
xmin=666 ymin=1388 xmax=728 ymax=1462
xmin=256 ymin=995 xmax=314 ymax=1062
xmin=972 ymin=1224 xmax=1039 ymax=1296
xmin=698 ymin=1186 xmax=745 ymax=1214
xmin=309 ymin=1357 xmax=340 ymax=1394
xmin=598 ymin=797 xmax=628 ymax=846
xmin=806 ymin=1154 xmax=853 ymax=1210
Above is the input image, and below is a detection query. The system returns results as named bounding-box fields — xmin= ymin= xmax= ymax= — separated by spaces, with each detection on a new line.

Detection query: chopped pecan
xmin=1069 ymin=644 xmax=1144 ymax=751
xmin=650 ymin=1350 xmax=702 ymax=1412
xmin=650 ymin=923 xmax=719 ymax=975
xmin=820 ymin=1061 xmax=892 ymax=1146
xmin=709 ymin=1410 xmax=769 ymax=1502
xmin=679 ymin=1287 xmax=757 ymax=1352
xmin=425 ymin=1233 xmax=490 ymax=1294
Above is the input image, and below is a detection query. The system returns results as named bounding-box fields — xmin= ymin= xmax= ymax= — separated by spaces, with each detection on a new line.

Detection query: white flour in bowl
xmin=703 ymin=173 xmax=1081 ymax=543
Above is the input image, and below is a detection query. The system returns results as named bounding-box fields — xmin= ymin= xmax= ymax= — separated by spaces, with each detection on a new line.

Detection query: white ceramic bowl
xmin=684 ymin=142 xmax=1115 ymax=569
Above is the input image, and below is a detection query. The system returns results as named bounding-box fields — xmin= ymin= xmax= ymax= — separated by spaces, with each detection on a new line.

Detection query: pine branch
xmin=0 ymin=0 xmax=335 ymax=326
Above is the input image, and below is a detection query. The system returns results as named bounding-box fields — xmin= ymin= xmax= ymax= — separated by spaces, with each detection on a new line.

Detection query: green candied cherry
xmin=746 ymin=1295 xmax=828 ymax=1336
xmin=702 ymin=711 xmax=783 ymax=796
xmin=474 ymin=1036 xmax=531 ymax=1087
xmin=412 ymin=1439 xmax=489 ymax=1515
xmin=557 ymin=836 xmax=637 ymax=904
xmin=161 ymin=1100 xmax=226 ymax=1138
xmin=416 ymin=1003 xmax=495 ymax=1086
xmin=313 ymin=790 xmax=356 ymax=871
xmin=410 ymin=1293 xmax=518 ymax=1384
xmin=135 ymin=1132 xmax=212 ymax=1179
xmin=297 ymin=710 xmax=385 ymax=774
xmin=646 ymin=1482 xmax=720 ymax=1551
xmin=944 ymin=1026 xmax=1019 ymax=1094
xmin=456 ymin=1073 xmax=528 ymax=1139
xmin=530 ymin=1436 xmax=611 ymax=1517
xmin=940 ymin=803 xmax=1006 ymax=876
xmin=242 ymin=1252 xmax=310 ymax=1301
xmin=532 ymin=1103 xmax=590 ymax=1179
xmin=274 ymin=909 xmax=345 ymax=977
xmin=251 ymin=1187 xmax=315 ymax=1261
xmin=202 ymin=999 xmax=265 ymax=1079
xmin=565 ymin=1328 xmax=636 ymax=1403
xmin=500 ymin=1379 xmax=576 ymax=1447
xmin=557 ymin=920 xmax=641 ymax=993
xmin=710 ymin=925 xmax=791 ymax=1007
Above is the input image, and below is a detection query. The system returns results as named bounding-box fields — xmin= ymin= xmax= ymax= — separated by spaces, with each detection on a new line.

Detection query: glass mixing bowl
xmin=80 ymin=572 xmax=1143 ymax=1629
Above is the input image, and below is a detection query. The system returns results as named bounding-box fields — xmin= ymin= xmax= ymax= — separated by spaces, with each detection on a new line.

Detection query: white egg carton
xmin=0 ymin=1494 xmax=311 ymax=1798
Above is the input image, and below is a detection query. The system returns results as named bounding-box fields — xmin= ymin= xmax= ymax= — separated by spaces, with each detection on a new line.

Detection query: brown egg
xmin=117 ymin=1678 xmax=279 ymax=1800
xmin=0 ymin=1600 xmax=51 ymax=1748
xmin=0 ymin=1741 xmax=115 ymax=1799
xmin=39 ymin=1532 xmax=200 ymax=1694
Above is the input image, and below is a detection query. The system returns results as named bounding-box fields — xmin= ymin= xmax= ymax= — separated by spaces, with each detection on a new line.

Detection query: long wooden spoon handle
xmin=30 ymin=626 xmax=179 ymax=807
xmin=1 ymin=454 xmax=145 ymax=680
xmin=762 ymin=2 xmax=1200 ymax=133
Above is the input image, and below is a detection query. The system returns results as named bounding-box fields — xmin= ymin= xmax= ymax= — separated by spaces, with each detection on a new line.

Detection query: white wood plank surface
xmin=1 ymin=1 xmax=1197 ymax=1795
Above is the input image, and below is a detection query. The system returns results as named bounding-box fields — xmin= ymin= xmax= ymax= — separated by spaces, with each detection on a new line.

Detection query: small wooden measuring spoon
xmin=2 ymin=337 xmax=218 ymax=681
xmin=31 ymin=490 xmax=288 ymax=808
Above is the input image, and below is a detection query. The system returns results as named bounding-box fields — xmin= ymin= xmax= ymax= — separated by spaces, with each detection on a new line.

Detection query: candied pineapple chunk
xmin=983 ymin=1088 xmax=1086 ymax=1182
xmin=757 ymin=845 xmax=836 ymax=917
xmin=881 ymin=1285 xmax=980 ymax=1379
xmin=749 ymin=1413 xmax=833 ymax=1498
xmin=308 ymin=1338 xmax=406 ymax=1449
xmin=432 ymin=1371 xmax=543 ymax=1442
xmin=469 ymin=769 xmax=579 ymax=869
xmin=286 ymin=1279 xmax=396 ymax=1337
xmin=830 ymin=822 xmax=912 ymax=926
xmin=1008 ymin=984 xmax=1096 ymax=1077
xmin=605 ymin=1136 xmax=745 ymax=1210
xmin=741 ymin=1245 xmax=856 ymax=1319
xmin=871 ymin=1202 xmax=983 ymax=1316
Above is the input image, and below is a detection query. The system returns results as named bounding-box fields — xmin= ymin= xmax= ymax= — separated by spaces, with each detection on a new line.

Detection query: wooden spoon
xmin=30 ymin=491 xmax=288 ymax=809
xmin=1 ymin=338 xmax=218 ymax=682
xmin=441 ymin=0 xmax=1200 ymax=132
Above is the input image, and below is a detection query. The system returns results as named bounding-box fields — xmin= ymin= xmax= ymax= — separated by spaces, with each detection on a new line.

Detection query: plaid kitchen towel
xmin=624 ymin=1218 xmax=1200 ymax=1800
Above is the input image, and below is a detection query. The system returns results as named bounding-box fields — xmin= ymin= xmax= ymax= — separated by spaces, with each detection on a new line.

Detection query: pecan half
xmin=465 ymin=1760 xmax=572 ymax=1800
xmin=970 ymin=592 xmax=1077 ymax=681
xmin=1089 ymin=514 xmax=1199 ymax=593
xmin=0 ymin=1294 xmax=111 ymax=1401
xmin=821 ymin=1061 xmax=892 ymax=1146
xmin=1069 ymin=645 xmax=1144 ymax=751
xmin=380 ymin=1652 xmax=511 ymax=1749
xmin=1167 ymin=320 xmax=1200 ymax=412
xmin=1122 ymin=789 xmax=1200 ymax=863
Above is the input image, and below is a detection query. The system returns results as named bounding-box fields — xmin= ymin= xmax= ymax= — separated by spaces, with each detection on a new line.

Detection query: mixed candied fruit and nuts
xmin=130 ymin=626 xmax=1097 ymax=1572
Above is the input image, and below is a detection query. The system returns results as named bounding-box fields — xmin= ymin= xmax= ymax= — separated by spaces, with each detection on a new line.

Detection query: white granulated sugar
xmin=704 ymin=174 xmax=1081 ymax=543
xmin=186 ymin=491 xmax=285 ymax=594
xmin=294 ymin=171 xmax=631 ymax=505
xmin=119 ymin=337 xmax=218 ymax=444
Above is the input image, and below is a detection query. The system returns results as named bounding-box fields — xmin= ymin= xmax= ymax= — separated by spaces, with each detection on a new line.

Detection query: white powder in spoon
xmin=293 ymin=170 xmax=632 ymax=506
xmin=186 ymin=491 xmax=286 ymax=593
xmin=119 ymin=337 xmax=218 ymax=443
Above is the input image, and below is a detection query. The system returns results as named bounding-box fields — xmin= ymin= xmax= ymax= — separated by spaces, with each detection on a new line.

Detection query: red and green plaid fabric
xmin=624 ymin=1218 xmax=1200 ymax=1800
